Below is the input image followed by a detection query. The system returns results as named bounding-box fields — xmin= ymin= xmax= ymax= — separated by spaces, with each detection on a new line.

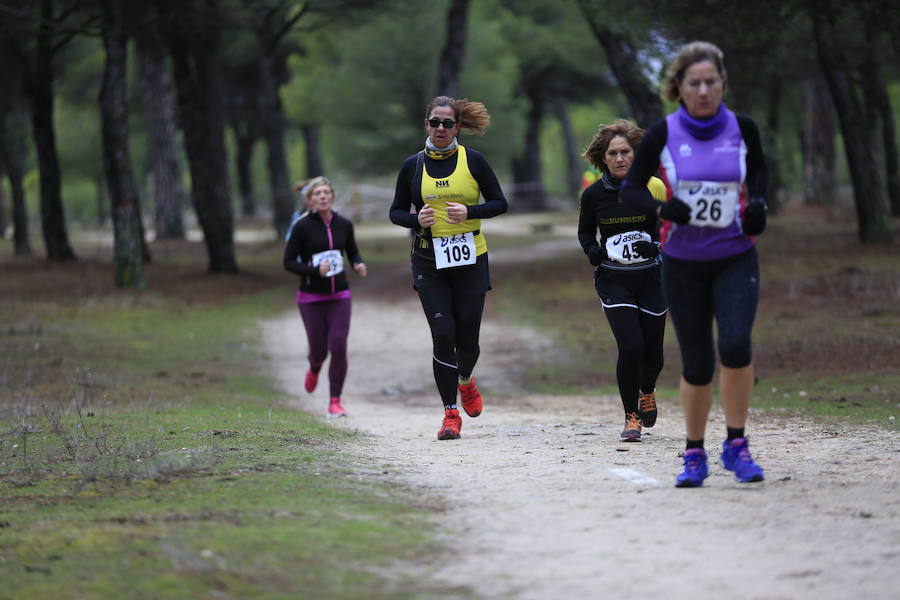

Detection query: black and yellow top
xmin=389 ymin=144 xmax=508 ymax=259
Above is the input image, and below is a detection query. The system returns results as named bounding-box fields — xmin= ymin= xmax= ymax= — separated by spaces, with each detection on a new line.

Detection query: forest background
xmin=1 ymin=0 xmax=898 ymax=285
xmin=2 ymin=2 xmax=899 ymax=597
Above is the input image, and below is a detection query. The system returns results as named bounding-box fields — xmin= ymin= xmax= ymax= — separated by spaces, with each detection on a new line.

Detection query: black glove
xmin=658 ymin=197 xmax=691 ymax=224
xmin=588 ymin=245 xmax=607 ymax=266
xmin=742 ymin=198 xmax=767 ymax=236
xmin=633 ymin=240 xmax=659 ymax=259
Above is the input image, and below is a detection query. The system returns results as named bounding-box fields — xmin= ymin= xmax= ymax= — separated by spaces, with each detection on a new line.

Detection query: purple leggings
xmin=298 ymin=298 xmax=352 ymax=398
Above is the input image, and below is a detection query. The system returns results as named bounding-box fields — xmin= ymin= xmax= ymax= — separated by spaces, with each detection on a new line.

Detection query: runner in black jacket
xmin=284 ymin=176 xmax=366 ymax=418
xmin=578 ymin=119 xmax=668 ymax=442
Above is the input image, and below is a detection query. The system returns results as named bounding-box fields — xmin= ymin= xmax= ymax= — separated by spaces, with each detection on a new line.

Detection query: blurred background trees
xmin=0 ymin=0 xmax=897 ymax=283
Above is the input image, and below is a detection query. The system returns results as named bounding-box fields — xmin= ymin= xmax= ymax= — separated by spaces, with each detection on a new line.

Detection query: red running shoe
xmin=327 ymin=397 xmax=346 ymax=418
xmin=458 ymin=377 xmax=483 ymax=417
xmin=437 ymin=409 xmax=462 ymax=440
xmin=304 ymin=370 xmax=318 ymax=393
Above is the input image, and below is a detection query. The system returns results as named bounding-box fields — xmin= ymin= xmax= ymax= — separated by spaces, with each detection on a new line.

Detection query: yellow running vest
xmin=420 ymin=145 xmax=487 ymax=255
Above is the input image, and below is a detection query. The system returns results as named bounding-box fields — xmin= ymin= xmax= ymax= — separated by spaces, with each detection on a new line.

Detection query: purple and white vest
xmin=659 ymin=106 xmax=754 ymax=261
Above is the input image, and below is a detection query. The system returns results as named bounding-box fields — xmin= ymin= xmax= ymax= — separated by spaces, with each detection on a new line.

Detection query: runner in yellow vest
xmin=389 ymin=96 xmax=508 ymax=440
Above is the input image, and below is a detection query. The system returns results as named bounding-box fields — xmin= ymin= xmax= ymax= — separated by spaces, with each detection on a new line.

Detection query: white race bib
xmin=605 ymin=230 xmax=652 ymax=264
xmin=677 ymin=180 xmax=740 ymax=228
xmin=434 ymin=232 xmax=476 ymax=269
xmin=312 ymin=249 xmax=343 ymax=277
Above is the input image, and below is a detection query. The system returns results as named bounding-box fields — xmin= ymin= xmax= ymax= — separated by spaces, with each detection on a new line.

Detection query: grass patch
xmin=1 ymin=239 xmax=447 ymax=599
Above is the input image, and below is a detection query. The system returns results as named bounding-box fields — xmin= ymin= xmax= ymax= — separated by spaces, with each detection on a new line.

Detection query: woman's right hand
xmin=417 ymin=203 xmax=436 ymax=228
xmin=318 ymin=260 xmax=330 ymax=277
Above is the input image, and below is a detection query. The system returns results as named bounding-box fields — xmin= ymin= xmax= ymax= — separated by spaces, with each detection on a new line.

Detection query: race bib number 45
xmin=434 ymin=232 xmax=476 ymax=269
xmin=606 ymin=230 xmax=652 ymax=264
xmin=312 ymin=249 xmax=344 ymax=277
xmin=677 ymin=180 xmax=740 ymax=228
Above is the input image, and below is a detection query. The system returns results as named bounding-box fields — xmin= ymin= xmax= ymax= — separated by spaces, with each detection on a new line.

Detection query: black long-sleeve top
xmin=578 ymin=177 xmax=664 ymax=269
xmin=388 ymin=148 xmax=508 ymax=229
xmin=283 ymin=211 xmax=363 ymax=295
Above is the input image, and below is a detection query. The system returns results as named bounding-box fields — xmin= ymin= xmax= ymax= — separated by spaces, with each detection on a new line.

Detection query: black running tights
xmin=418 ymin=288 xmax=485 ymax=407
xmin=603 ymin=306 xmax=666 ymax=414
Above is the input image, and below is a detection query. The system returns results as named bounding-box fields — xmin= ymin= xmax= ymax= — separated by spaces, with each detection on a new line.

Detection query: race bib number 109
xmin=434 ymin=232 xmax=476 ymax=269
xmin=677 ymin=180 xmax=740 ymax=228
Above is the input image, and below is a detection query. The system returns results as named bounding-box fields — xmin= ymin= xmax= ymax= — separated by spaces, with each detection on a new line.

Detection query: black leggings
xmin=662 ymin=248 xmax=759 ymax=385
xmin=412 ymin=253 xmax=490 ymax=407
xmin=604 ymin=307 xmax=666 ymax=414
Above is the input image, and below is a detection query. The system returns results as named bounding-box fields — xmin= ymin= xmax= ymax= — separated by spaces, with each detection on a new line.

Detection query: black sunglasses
xmin=427 ymin=118 xmax=456 ymax=129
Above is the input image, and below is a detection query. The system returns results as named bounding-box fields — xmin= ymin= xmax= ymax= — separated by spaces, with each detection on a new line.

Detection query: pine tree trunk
xmin=100 ymin=0 xmax=146 ymax=288
xmin=802 ymin=72 xmax=835 ymax=206
xmin=257 ymin=52 xmax=292 ymax=239
xmin=811 ymin=8 xmax=892 ymax=243
xmin=511 ymin=94 xmax=546 ymax=211
xmin=158 ymin=0 xmax=237 ymax=273
xmin=135 ymin=16 xmax=186 ymax=239
xmin=552 ymin=98 xmax=581 ymax=201
xmin=577 ymin=6 xmax=663 ymax=129
xmin=0 ymin=164 xmax=6 ymax=238
xmin=436 ymin=0 xmax=470 ymax=98
xmin=303 ymin=126 xmax=323 ymax=178
xmin=233 ymin=127 xmax=256 ymax=218
xmin=30 ymin=0 xmax=75 ymax=260
xmin=0 ymin=111 xmax=31 ymax=257
xmin=860 ymin=27 xmax=900 ymax=217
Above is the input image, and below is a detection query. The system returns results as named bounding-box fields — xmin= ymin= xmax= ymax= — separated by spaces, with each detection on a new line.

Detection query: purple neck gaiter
xmin=677 ymin=103 xmax=729 ymax=140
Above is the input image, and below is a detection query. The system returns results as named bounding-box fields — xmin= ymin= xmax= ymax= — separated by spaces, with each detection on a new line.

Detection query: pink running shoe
xmin=304 ymin=370 xmax=318 ymax=393
xmin=327 ymin=397 xmax=346 ymax=418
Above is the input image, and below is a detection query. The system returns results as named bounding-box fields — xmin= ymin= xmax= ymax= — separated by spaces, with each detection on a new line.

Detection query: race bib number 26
xmin=434 ymin=232 xmax=476 ymax=269
xmin=677 ymin=180 xmax=740 ymax=228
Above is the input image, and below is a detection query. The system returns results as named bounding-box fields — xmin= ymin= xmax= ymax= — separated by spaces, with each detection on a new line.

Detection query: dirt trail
xmin=261 ymin=241 xmax=900 ymax=599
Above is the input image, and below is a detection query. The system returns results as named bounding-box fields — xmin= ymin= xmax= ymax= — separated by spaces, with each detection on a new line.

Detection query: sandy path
xmin=261 ymin=248 xmax=900 ymax=599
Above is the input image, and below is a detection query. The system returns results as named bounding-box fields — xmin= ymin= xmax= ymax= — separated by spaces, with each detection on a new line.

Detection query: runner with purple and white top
xmin=621 ymin=41 xmax=768 ymax=488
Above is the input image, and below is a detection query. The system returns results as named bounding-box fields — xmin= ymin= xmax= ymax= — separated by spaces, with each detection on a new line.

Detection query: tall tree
xmin=135 ymin=9 xmax=186 ymax=239
xmin=436 ymin=0 xmax=470 ymax=98
xmin=24 ymin=0 xmax=78 ymax=260
xmin=551 ymin=98 xmax=581 ymax=199
xmin=157 ymin=0 xmax=237 ymax=273
xmin=244 ymin=0 xmax=296 ymax=239
xmin=801 ymin=71 xmax=836 ymax=206
xmin=497 ymin=0 xmax=610 ymax=211
xmin=809 ymin=2 xmax=892 ymax=242
xmin=303 ymin=125 xmax=322 ymax=178
xmin=99 ymin=0 xmax=146 ymax=287
xmin=859 ymin=9 xmax=900 ymax=217
xmin=0 ymin=112 xmax=31 ymax=257
xmin=576 ymin=0 xmax=663 ymax=129
xmin=0 ymin=26 xmax=31 ymax=256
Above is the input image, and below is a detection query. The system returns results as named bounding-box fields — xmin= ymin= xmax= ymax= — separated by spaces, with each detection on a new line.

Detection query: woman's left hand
xmin=353 ymin=262 xmax=368 ymax=277
xmin=444 ymin=202 xmax=469 ymax=224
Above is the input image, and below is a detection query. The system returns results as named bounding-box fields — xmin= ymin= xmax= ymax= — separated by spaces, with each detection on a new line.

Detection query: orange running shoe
xmin=304 ymin=370 xmax=318 ymax=393
xmin=620 ymin=412 xmax=643 ymax=442
xmin=437 ymin=408 xmax=462 ymax=440
xmin=458 ymin=377 xmax=483 ymax=417
xmin=638 ymin=390 xmax=657 ymax=428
